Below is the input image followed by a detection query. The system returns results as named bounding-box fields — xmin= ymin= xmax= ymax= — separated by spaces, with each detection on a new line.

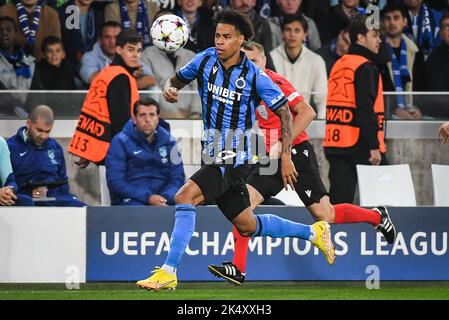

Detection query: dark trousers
xmin=15 ymin=194 xmax=35 ymax=206
xmin=325 ymin=150 xmax=388 ymax=204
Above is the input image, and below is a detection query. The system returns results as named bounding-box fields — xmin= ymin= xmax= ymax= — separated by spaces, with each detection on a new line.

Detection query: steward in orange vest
xmin=324 ymin=18 xmax=388 ymax=205
xmin=324 ymin=47 xmax=387 ymax=154
xmin=69 ymin=31 xmax=141 ymax=165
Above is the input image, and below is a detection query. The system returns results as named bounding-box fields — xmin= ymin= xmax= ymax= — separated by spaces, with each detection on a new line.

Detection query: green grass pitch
xmin=1 ymin=281 xmax=448 ymax=300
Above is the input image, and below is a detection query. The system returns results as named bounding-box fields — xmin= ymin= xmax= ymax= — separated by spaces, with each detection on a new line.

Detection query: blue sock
xmin=164 ymin=204 xmax=196 ymax=269
xmin=253 ymin=214 xmax=312 ymax=240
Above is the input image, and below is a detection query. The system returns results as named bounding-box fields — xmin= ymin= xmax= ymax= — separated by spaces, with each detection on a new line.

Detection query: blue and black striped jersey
xmin=176 ymin=47 xmax=287 ymax=164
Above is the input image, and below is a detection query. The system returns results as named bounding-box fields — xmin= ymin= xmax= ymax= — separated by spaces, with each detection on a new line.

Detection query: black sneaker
xmin=373 ymin=206 xmax=397 ymax=244
xmin=208 ymin=262 xmax=245 ymax=286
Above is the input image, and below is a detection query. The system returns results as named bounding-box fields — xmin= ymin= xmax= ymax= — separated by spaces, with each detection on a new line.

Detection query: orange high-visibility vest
xmin=323 ymin=54 xmax=387 ymax=153
xmin=68 ymin=65 xmax=139 ymax=163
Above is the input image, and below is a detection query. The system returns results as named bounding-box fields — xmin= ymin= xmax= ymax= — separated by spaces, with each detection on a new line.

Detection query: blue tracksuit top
xmin=7 ymin=126 xmax=70 ymax=196
xmin=0 ymin=136 xmax=17 ymax=191
xmin=105 ymin=119 xmax=185 ymax=205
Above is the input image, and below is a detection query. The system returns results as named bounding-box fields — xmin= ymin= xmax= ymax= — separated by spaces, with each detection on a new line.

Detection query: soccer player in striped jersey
xmin=136 ymin=9 xmax=335 ymax=291
xmin=207 ymin=41 xmax=397 ymax=286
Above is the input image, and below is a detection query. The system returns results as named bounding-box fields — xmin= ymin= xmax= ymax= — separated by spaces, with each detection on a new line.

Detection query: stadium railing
xmin=0 ymin=90 xmax=448 ymax=206
xmin=0 ymin=90 xmax=448 ymax=120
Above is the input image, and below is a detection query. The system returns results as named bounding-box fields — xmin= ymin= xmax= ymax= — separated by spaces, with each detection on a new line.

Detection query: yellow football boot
xmin=136 ymin=267 xmax=177 ymax=291
xmin=311 ymin=221 xmax=335 ymax=265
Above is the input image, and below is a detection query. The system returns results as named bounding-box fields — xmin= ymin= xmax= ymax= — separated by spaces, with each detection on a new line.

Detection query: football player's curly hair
xmin=216 ymin=9 xmax=254 ymax=41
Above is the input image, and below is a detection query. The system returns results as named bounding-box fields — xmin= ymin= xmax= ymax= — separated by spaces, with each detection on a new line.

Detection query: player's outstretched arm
xmin=274 ymin=103 xmax=298 ymax=190
xmin=163 ymin=76 xmax=187 ymax=103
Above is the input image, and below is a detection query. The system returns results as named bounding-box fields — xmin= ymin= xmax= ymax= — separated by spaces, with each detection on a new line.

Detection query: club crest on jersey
xmin=235 ymin=77 xmax=246 ymax=89
xmin=257 ymin=104 xmax=269 ymax=120
xmin=159 ymin=146 xmax=168 ymax=163
xmin=48 ymin=149 xmax=57 ymax=165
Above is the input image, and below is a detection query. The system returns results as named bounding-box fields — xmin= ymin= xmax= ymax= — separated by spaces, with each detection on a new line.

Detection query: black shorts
xmin=190 ymin=164 xmax=253 ymax=220
xmin=247 ymin=141 xmax=328 ymax=207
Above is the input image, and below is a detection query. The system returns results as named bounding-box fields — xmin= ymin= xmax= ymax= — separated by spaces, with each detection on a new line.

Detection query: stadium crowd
xmin=0 ymin=0 xmax=448 ymax=119
xmin=0 ymin=0 xmax=449 ymax=207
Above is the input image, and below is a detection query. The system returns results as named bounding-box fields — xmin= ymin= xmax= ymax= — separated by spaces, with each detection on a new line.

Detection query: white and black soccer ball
xmin=150 ymin=14 xmax=190 ymax=53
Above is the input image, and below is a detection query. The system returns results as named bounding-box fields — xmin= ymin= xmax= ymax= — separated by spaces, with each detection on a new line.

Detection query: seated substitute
xmin=105 ymin=98 xmax=185 ymax=206
xmin=0 ymin=136 xmax=34 ymax=206
xmin=7 ymin=105 xmax=86 ymax=207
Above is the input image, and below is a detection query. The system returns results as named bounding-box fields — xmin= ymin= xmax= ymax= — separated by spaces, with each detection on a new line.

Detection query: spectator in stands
xmin=402 ymin=0 xmax=442 ymax=60
xmin=58 ymin=0 xmax=104 ymax=67
xmin=79 ymin=21 xmax=121 ymax=85
xmin=35 ymin=36 xmax=77 ymax=90
xmin=0 ymin=16 xmax=40 ymax=89
xmin=176 ymin=0 xmax=215 ymax=53
xmin=104 ymin=0 xmax=159 ymax=48
xmin=0 ymin=16 xmax=44 ymax=116
xmin=0 ymin=0 xmax=61 ymax=61
xmin=318 ymin=27 xmax=351 ymax=75
xmin=300 ymin=0 xmax=331 ymax=40
xmin=140 ymin=11 xmax=202 ymax=118
xmin=106 ymin=98 xmax=185 ymax=206
xmin=322 ymin=0 xmax=363 ymax=45
xmin=269 ymin=0 xmax=322 ymax=51
xmin=7 ymin=105 xmax=85 ymax=207
xmin=424 ymin=10 xmax=449 ymax=118
xmin=438 ymin=121 xmax=449 ymax=143
xmin=79 ymin=21 xmax=156 ymax=89
xmin=69 ymin=31 xmax=142 ymax=167
xmin=381 ymin=3 xmax=425 ymax=119
xmin=34 ymin=35 xmax=80 ymax=117
xmin=270 ymin=13 xmax=327 ymax=119
xmin=0 ymin=136 xmax=35 ymax=206
xmin=229 ymin=0 xmax=276 ymax=69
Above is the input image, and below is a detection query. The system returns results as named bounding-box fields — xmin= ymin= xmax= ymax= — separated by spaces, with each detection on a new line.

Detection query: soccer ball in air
xmin=150 ymin=14 xmax=190 ymax=53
